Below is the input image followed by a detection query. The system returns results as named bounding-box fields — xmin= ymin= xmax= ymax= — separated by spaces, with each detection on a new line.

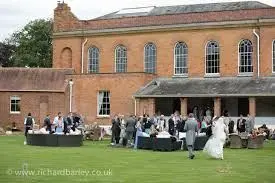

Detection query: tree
xmin=0 ymin=42 xmax=15 ymax=67
xmin=8 ymin=19 xmax=52 ymax=67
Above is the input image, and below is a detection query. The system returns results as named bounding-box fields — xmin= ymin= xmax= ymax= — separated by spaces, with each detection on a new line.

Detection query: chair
xmin=229 ymin=134 xmax=242 ymax=149
xmin=90 ymin=127 xmax=101 ymax=141
xmin=247 ymin=135 xmax=265 ymax=149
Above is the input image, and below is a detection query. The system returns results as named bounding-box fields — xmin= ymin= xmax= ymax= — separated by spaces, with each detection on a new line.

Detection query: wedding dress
xmin=203 ymin=117 xmax=226 ymax=159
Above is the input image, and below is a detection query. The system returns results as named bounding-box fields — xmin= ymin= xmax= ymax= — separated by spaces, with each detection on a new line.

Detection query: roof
xmin=0 ymin=68 xmax=74 ymax=92
xmin=96 ymin=1 xmax=271 ymax=20
xmin=54 ymin=1 xmax=275 ymax=34
xmin=134 ymin=77 xmax=275 ymax=97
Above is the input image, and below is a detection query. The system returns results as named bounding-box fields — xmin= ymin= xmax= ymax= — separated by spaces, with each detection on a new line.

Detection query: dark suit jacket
xmin=111 ymin=118 xmax=121 ymax=132
xmin=66 ymin=116 xmax=73 ymax=126
xmin=143 ymin=118 xmax=152 ymax=129
xmin=228 ymin=120 xmax=235 ymax=133
xmin=168 ymin=118 xmax=174 ymax=131
xmin=176 ymin=120 xmax=185 ymax=132
xmin=237 ymin=119 xmax=246 ymax=132
xmin=125 ymin=117 xmax=136 ymax=132
xmin=44 ymin=117 xmax=51 ymax=131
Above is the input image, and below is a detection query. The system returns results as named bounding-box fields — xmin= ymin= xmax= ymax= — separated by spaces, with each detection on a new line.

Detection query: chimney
xmin=53 ymin=1 xmax=79 ymax=32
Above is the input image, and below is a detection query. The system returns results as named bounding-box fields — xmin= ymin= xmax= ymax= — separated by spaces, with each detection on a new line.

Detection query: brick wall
xmin=0 ymin=92 xmax=66 ymax=130
xmin=67 ymin=73 xmax=155 ymax=125
xmin=53 ymin=26 xmax=275 ymax=77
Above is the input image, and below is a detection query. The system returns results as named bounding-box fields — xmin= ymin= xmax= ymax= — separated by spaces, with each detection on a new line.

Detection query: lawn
xmin=0 ymin=136 xmax=274 ymax=183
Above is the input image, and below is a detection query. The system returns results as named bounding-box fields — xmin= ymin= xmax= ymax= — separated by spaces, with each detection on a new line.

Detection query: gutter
xmin=133 ymin=93 xmax=275 ymax=98
xmin=81 ymin=38 xmax=88 ymax=74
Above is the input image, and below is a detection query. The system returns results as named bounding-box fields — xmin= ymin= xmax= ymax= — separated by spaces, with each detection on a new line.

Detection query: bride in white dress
xmin=203 ymin=117 xmax=228 ymax=160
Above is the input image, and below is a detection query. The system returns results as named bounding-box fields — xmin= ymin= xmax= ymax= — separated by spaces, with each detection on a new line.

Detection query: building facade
xmin=52 ymin=1 xmax=275 ymax=124
xmin=0 ymin=68 xmax=73 ymax=129
xmin=2 ymin=1 xmax=275 ymax=128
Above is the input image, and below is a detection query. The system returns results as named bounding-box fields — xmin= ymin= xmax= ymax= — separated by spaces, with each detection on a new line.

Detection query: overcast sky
xmin=0 ymin=0 xmax=274 ymax=41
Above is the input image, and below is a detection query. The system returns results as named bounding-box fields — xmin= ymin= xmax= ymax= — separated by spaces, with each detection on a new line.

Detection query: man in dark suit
xmin=111 ymin=115 xmax=121 ymax=145
xmin=125 ymin=115 xmax=136 ymax=146
xmin=43 ymin=114 xmax=52 ymax=133
xmin=168 ymin=115 xmax=175 ymax=135
xmin=63 ymin=112 xmax=73 ymax=134
xmin=228 ymin=120 xmax=235 ymax=134
xmin=178 ymin=116 xmax=187 ymax=132
xmin=237 ymin=114 xmax=246 ymax=133
xmin=143 ymin=114 xmax=151 ymax=134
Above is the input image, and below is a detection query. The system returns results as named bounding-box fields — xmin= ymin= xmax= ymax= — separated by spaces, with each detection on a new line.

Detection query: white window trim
xmin=144 ymin=42 xmax=157 ymax=74
xmin=204 ymin=73 xmax=221 ymax=78
xmin=173 ymin=42 xmax=188 ymax=76
xmin=204 ymin=40 xmax=220 ymax=77
xmin=10 ymin=96 xmax=21 ymax=114
xmin=97 ymin=91 xmax=110 ymax=117
xmin=96 ymin=115 xmax=110 ymax=118
xmin=114 ymin=45 xmax=127 ymax=73
xmin=238 ymin=39 xmax=253 ymax=76
xmin=272 ymin=40 xmax=275 ymax=74
xmin=87 ymin=46 xmax=99 ymax=74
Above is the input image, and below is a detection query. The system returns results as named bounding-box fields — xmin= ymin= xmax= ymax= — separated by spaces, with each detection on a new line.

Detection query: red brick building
xmin=52 ymin=1 xmax=275 ymax=124
xmin=0 ymin=68 xmax=73 ymax=128
xmin=1 ymin=1 xmax=275 ymax=128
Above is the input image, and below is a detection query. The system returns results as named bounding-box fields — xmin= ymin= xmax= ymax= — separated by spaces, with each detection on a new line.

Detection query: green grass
xmin=0 ymin=136 xmax=274 ymax=183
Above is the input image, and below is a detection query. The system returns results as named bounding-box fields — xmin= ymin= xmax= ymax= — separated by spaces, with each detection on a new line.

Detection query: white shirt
xmin=53 ymin=116 xmax=63 ymax=125
xmin=24 ymin=117 xmax=35 ymax=125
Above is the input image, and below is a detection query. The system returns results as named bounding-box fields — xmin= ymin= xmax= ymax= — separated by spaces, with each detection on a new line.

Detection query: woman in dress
xmin=55 ymin=116 xmax=64 ymax=133
xmin=203 ymin=117 xmax=228 ymax=160
xmin=134 ymin=117 xmax=144 ymax=149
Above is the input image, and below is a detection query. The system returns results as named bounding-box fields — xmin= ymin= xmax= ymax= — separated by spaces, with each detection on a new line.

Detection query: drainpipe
xmin=69 ymin=80 xmax=74 ymax=112
xmin=134 ymin=98 xmax=137 ymax=116
xmin=81 ymin=38 xmax=88 ymax=74
xmin=253 ymin=29 xmax=260 ymax=78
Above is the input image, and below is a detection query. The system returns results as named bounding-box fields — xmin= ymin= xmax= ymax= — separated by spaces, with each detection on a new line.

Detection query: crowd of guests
xmin=23 ymin=112 xmax=83 ymax=144
xmin=227 ymin=113 xmax=272 ymax=139
xmin=42 ymin=112 xmax=83 ymax=134
xmin=110 ymin=106 xmax=275 ymax=148
xmin=110 ymin=110 xmax=213 ymax=148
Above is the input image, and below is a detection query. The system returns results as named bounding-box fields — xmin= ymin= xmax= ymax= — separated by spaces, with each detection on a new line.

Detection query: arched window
xmin=205 ymin=41 xmax=220 ymax=74
xmin=88 ymin=47 xmax=99 ymax=73
xmin=273 ymin=40 xmax=275 ymax=73
xmin=174 ymin=42 xmax=188 ymax=75
xmin=115 ymin=45 xmax=127 ymax=73
xmin=144 ymin=43 xmax=156 ymax=73
xmin=239 ymin=39 xmax=253 ymax=73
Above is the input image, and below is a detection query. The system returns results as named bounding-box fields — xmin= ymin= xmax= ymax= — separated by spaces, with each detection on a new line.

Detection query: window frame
xmin=97 ymin=91 xmax=110 ymax=117
xmin=205 ymin=41 xmax=220 ymax=77
xmin=173 ymin=42 xmax=188 ymax=76
xmin=238 ymin=39 xmax=253 ymax=76
xmin=144 ymin=43 xmax=157 ymax=74
xmin=115 ymin=45 xmax=127 ymax=73
xmin=10 ymin=96 xmax=21 ymax=114
xmin=87 ymin=46 xmax=99 ymax=74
